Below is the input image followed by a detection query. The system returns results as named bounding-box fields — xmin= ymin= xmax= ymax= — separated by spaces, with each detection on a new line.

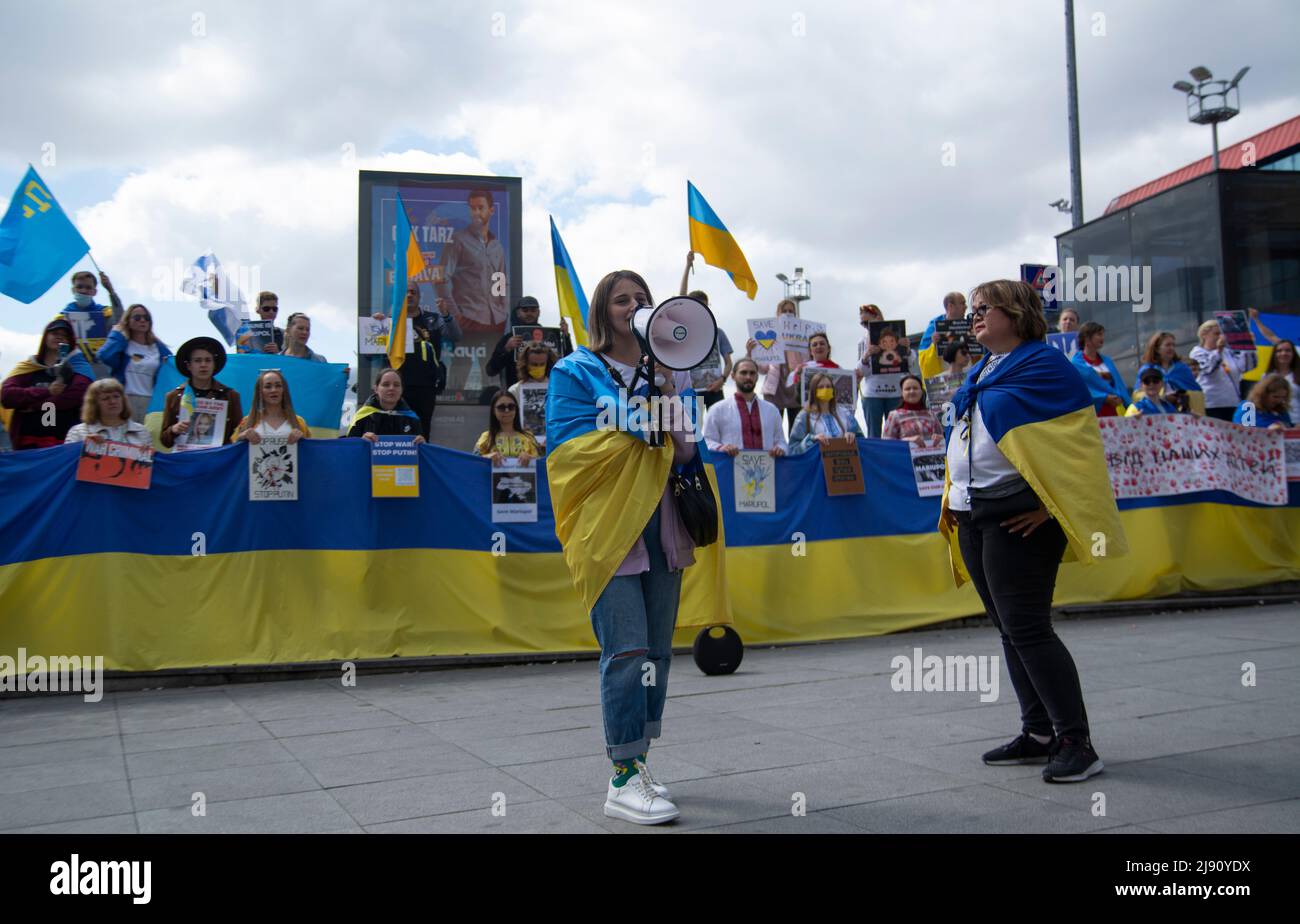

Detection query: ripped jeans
xmin=589 ymin=505 xmax=683 ymax=760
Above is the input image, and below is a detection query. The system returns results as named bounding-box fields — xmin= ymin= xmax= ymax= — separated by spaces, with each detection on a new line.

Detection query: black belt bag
xmin=968 ymin=475 xmax=1040 ymax=529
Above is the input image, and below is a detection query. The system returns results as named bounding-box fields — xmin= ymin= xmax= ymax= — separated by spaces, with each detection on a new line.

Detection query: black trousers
xmin=954 ymin=497 xmax=1090 ymax=741
xmin=405 ymin=387 xmax=438 ymax=440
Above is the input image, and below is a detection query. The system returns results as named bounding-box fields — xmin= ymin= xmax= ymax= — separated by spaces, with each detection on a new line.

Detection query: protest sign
xmin=910 ymin=443 xmax=946 ymax=497
xmin=358 ymin=316 xmax=414 ymax=355
xmin=512 ymin=325 xmax=563 ymax=362
xmin=520 ymin=382 xmax=548 ymax=440
xmin=747 ymin=318 xmax=782 ymax=365
xmin=867 ymin=320 xmax=909 ymax=376
xmin=176 ymin=397 xmax=227 ymax=451
xmin=492 ymin=461 xmax=538 ymax=522
xmin=690 ymin=342 xmax=724 ymax=392
xmin=76 ymin=440 xmax=153 ymax=490
xmin=734 ymin=450 xmax=776 ymax=513
xmin=1046 ymin=331 xmax=1079 ymax=361
xmin=821 ymin=436 xmax=865 ymax=496
xmin=1285 ymin=429 xmax=1300 ymax=483
xmin=799 ymin=366 xmax=856 ymax=417
xmin=779 ymin=316 xmax=824 ymax=365
xmin=249 ymin=435 xmax=298 ymax=501
xmin=371 ymin=435 xmax=419 ymax=498
xmin=1098 ymin=415 xmax=1286 ymax=505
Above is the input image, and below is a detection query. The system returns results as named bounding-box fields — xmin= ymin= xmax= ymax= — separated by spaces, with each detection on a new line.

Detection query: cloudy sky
xmin=1 ymin=0 xmax=1296 ymax=374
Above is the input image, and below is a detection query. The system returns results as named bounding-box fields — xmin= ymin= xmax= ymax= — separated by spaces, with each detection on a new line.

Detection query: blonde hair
xmin=113 ymin=303 xmax=157 ymax=345
xmin=1197 ymin=320 xmax=1220 ymax=340
xmin=81 ymin=378 xmax=131 ymax=425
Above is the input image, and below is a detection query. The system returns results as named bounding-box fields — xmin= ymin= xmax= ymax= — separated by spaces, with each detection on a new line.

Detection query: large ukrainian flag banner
xmin=687 ymin=181 xmax=757 ymax=300
xmin=545 ymin=347 xmax=730 ymax=625
xmin=144 ymin=353 xmax=349 ymax=445
xmin=1 ymin=418 xmax=1298 ymax=671
xmin=549 ymin=216 xmax=589 ymax=347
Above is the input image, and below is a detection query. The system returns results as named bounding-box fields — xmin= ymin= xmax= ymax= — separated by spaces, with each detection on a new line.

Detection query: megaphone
xmin=629 ymin=296 xmax=718 ymax=371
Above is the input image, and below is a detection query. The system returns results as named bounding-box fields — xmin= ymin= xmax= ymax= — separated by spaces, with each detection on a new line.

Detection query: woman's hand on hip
xmin=1001 ymin=505 xmax=1052 ymax=537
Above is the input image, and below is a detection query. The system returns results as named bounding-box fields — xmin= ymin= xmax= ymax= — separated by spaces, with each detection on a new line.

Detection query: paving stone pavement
xmin=1 ymin=604 xmax=1297 ymax=834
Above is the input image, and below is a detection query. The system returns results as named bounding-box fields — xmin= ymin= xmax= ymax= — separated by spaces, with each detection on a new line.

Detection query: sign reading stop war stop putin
xmin=1098 ymin=415 xmax=1287 ymax=506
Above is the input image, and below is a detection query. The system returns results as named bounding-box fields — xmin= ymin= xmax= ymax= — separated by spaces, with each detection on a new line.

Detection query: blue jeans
xmin=589 ymin=504 xmax=682 ymax=760
xmin=861 ymin=395 xmax=900 ymax=438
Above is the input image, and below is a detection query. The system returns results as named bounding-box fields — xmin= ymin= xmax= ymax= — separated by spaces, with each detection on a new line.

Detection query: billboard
xmin=358 ymin=171 xmax=523 ymax=417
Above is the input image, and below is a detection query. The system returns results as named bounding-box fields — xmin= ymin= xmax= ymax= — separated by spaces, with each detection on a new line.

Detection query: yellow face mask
xmin=815 ymin=387 xmax=835 ymax=403
xmin=528 ymin=364 xmax=547 ymax=380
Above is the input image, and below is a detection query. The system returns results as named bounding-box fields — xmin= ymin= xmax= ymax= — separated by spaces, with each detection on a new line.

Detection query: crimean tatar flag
xmin=0 ymin=166 xmax=90 ymax=304
xmin=549 ymin=216 xmax=589 ymax=347
xmin=686 ymin=181 xmax=757 ymax=300
xmin=389 ymin=193 xmax=426 ymax=371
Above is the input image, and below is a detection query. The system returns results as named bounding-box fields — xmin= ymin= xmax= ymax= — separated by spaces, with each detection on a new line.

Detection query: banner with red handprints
xmin=75 ymin=440 xmax=154 ymax=490
xmin=1098 ymin=415 xmax=1286 ymax=506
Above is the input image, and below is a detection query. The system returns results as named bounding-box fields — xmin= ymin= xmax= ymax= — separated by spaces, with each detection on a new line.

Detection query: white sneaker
xmin=603 ymin=772 xmax=679 ymax=825
xmin=634 ymin=758 xmax=671 ymax=801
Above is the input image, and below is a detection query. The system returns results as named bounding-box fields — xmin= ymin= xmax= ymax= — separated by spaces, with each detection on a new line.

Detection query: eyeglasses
xmin=969 ymin=304 xmax=993 ymax=319
xmin=496 ymin=404 xmax=517 ymax=412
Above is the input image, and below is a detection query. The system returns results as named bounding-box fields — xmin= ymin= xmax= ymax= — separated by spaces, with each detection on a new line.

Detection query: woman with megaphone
xmin=546 ymin=270 xmax=719 ymax=826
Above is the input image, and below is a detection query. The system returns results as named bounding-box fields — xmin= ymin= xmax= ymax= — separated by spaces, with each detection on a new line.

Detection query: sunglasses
xmin=259 ymin=305 xmax=279 ymax=313
xmin=496 ymin=403 xmax=517 ymax=412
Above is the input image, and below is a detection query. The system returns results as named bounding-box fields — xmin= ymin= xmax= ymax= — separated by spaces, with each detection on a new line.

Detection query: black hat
xmin=176 ymin=336 xmax=228 ymax=376
xmin=516 ymin=296 xmax=540 ymax=310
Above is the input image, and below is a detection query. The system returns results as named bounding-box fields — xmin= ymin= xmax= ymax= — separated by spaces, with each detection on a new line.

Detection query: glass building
xmin=1055 ymin=115 xmax=1300 ymax=381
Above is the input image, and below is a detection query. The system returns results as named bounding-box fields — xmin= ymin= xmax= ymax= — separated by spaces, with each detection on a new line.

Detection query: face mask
xmin=815 ymin=388 xmax=835 ymax=403
xmin=528 ymin=364 xmax=547 ymax=380
xmin=73 ymin=294 xmax=93 ymax=308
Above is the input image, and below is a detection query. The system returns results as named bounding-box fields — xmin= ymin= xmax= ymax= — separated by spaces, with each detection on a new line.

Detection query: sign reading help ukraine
xmin=1099 ymin=415 xmax=1286 ymax=506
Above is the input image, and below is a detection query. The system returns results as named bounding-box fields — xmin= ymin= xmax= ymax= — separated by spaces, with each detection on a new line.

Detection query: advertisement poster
xmin=492 ymin=461 xmax=538 ymax=522
xmin=910 ymin=443 xmax=946 ymax=497
xmin=175 ymin=397 xmax=227 ymax=452
xmin=358 ymin=316 xmax=415 ymax=355
xmin=361 ymin=172 xmax=522 ymax=408
xmin=867 ymin=320 xmax=910 ymax=376
xmin=734 ymin=450 xmax=776 ymax=513
xmin=371 ymin=435 xmax=420 ymax=498
xmin=747 ymin=318 xmax=782 ymax=365
xmin=519 ymin=382 xmax=548 ymax=441
xmin=249 ymin=436 xmax=298 ymax=501
xmin=1098 ymin=415 xmax=1286 ymax=505
xmin=75 ymin=440 xmax=153 ymax=490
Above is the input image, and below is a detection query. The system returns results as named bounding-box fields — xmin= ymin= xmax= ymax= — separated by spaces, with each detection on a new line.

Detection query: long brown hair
xmin=803 ymin=371 xmax=848 ymax=430
xmin=241 ymin=369 xmax=302 ymax=432
xmin=1266 ymin=340 xmax=1297 ymax=377
xmin=587 ymin=270 xmax=653 ymax=353
xmin=1141 ymin=331 xmax=1182 ymax=366
xmin=486 ymin=388 xmax=534 ymax=442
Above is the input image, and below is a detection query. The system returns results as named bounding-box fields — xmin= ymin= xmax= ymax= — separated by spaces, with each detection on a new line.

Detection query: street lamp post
xmin=1173 ymin=66 xmax=1250 ymax=171
xmin=775 ymin=268 xmax=812 ymax=314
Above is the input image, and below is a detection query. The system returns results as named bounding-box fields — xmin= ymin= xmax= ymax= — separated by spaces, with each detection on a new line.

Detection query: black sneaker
xmin=1042 ymin=736 xmax=1104 ymax=783
xmin=982 ymin=732 xmax=1055 ymax=766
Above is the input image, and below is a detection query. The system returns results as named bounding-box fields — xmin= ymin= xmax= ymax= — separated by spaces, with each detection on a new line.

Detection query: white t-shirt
xmin=251 ymin=418 xmax=295 ymax=438
xmin=945 ymin=352 xmax=1019 ymax=512
xmin=123 ymin=341 xmax=161 ymax=397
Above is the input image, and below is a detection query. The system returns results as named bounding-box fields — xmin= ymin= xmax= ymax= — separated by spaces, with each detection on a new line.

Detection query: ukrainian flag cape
xmin=1071 ymin=350 xmax=1130 ymax=412
xmin=545 ymin=347 xmax=729 ymax=623
xmin=939 ymin=339 xmax=1128 ymax=587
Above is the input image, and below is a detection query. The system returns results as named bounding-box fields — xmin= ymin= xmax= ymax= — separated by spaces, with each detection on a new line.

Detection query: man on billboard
xmin=436 ymin=188 xmax=508 ymax=332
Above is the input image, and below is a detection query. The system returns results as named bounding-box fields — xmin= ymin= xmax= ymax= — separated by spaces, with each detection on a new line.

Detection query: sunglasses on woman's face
xmin=496 ymin=403 xmax=517 ymax=412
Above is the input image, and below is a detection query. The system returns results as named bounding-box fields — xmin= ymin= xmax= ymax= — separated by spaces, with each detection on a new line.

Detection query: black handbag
xmin=671 ymin=452 xmax=719 ymax=548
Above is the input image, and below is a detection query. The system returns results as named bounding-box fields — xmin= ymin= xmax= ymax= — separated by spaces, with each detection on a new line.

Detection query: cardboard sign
xmin=371 ymin=435 xmax=420 ymax=498
xmin=734 ymin=450 xmax=776 ymax=513
xmin=176 ymin=397 xmax=227 ymax=451
xmin=1098 ymin=415 xmax=1286 ymax=505
xmin=249 ymin=436 xmax=298 ymax=501
xmin=747 ymin=318 xmax=782 ymax=365
xmin=910 ymin=444 xmax=946 ymax=497
xmin=820 ymin=437 xmax=865 ymax=496
xmin=75 ymin=440 xmax=153 ymax=490
xmin=491 ymin=461 xmax=538 ymax=522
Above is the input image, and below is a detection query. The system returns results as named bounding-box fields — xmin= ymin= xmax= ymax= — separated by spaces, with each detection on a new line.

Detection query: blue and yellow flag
xmin=940 ymin=340 xmax=1128 ymax=586
xmin=0 ymin=166 xmax=90 ymax=304
xmin=545 ymin=347 xmax=729 ymax=623
xmin=687 ymin=181 xmax=757 ymax=300
xmin=389 ymin=193 xmax=427 ymax=371
xmin=1244 ymin=310 xmax=1300 ymax=383
xmin=549 ymin=217 xmax=589 ymax=348
xmin=916 ymin=314 xmax=946 ymax=380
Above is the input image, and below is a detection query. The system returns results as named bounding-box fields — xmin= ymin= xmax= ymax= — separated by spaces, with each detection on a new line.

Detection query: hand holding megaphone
xmin=629 ymin=296 xmax=718 ymax=372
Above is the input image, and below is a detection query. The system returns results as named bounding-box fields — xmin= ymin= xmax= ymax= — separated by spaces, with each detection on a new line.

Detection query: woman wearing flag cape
xmin=939 ymin=280 xmax=1127 ymax=784
xmin=546 ymin=269 xmax=710 ymax=826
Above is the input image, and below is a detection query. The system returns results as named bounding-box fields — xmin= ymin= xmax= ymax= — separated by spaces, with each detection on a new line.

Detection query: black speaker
xmin=692 ymin=625 xmax=743 ymax=675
